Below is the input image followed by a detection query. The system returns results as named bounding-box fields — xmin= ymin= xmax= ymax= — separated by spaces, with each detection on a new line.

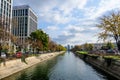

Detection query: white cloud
xmin=62 ymin=31 xmax=72 ymax=36
xmin=53 ymin=13 xmax=71 ymax=24
xmin=58 ymin=0 xmax=87 ymax=15
xmin=89 ymin=27 xmax=98 ymax=30
xmin=46 ymin=26 xmax=59 ymax=31
xmin=84 ymin=0 xmax=120 ymax=19
xmin=65 ymin=25 xmax=85 ymax=33
xmin=13 ymin=0 xmax=120 ymax=45
xmin=14 ymin=0 xmax=87 ymax=24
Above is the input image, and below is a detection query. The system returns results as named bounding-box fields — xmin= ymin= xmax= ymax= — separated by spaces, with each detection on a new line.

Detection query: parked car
xmin=106 ymin=49 xmax=116 ymax=54
xmin=16 ymin=52 xmax=22 ymax=58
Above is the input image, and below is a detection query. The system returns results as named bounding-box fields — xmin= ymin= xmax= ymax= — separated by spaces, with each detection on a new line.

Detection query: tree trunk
xmin=116 ymin=41 xmax=120 ymax=52
xmin=0 ymin=43 xmax=2 ymax=56
xmin=33 ymin=48 xmax=35 ymax=54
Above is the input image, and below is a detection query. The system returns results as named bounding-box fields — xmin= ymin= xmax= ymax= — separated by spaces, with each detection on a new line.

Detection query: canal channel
xmin=2 ymin=51 xmax=114 ymax=80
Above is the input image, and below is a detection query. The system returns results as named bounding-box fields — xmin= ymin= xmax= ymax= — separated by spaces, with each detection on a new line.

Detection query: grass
xmin=76 ymin=51 xmax=120 ymax=60
xmin=104 ymin=55 xmax=120 ymax=60
xmin=88 ymin=54 xmax=99 ymax=57
xmin=76 ymin=51 xmax=88 ymax=54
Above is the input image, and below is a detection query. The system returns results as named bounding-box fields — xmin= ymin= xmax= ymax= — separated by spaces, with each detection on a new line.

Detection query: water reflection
xmin=3 ymin=52 xmax=110 ymax=80
xmin=49 ymin=52 xmax=107 ymax=80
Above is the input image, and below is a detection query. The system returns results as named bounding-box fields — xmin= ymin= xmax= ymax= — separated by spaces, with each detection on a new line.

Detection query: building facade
xmin=12 ymin=5 xmax=37 ymax=46
xmin=0 ymin=0 xmax=13 ymax=49
xmin=0 ymin=0 xmax=12 ymax=31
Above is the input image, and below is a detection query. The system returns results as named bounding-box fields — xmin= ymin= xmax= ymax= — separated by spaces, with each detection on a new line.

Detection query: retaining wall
xmin=0 ymin=51 xmax=65 ymax=79
xmin=75 ymin=53 xmax=120 ymax=80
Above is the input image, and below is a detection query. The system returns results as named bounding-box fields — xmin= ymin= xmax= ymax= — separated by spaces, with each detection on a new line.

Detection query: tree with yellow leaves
xmin=97 ymin=11 xmax=120 ymax=51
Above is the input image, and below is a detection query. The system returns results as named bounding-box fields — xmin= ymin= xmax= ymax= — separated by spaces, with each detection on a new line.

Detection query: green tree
xmin=57 ymin=45 xmax=66 ymax=51
xmin=106 ymin=42 xmax=114 ymax=49
xmin=28 ymin=29 xmax=49 ymax=53
xmin=83 ymin=43 xmax=93 ymax=51
xmin=96 ymin=11 xmax=120 ymax=51
xmin=101 ymin=42 xmax=114 ymax=50
xmin=88 ymin=44 xmax=94 ymax=51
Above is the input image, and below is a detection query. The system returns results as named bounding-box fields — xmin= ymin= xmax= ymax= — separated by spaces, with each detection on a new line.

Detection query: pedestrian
xmin=21 ymin=54 xmax=27 ymax=64
xmin=0 ymin=51 xmax=7 ymax=66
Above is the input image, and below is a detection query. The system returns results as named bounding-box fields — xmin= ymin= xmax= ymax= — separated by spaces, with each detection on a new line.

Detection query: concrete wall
xmin=75 ymin=53 xmax=120 ymax=80
xmin=0 ymin=51 xmax=65 ymax=79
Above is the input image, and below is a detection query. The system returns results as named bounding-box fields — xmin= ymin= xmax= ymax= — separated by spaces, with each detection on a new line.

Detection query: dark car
xmin=106 ymin=49 xmax=116 ymax=54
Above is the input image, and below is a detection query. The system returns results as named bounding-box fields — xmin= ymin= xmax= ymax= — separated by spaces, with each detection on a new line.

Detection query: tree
xmin=28 ymin=31 xmax=37 ymax=53
xmin=83 ymin=43 xmax=93 ymax=51
xmin=56 ymin=45 xmax=66 ymax=51
xmin=71 ymin=45 xmax=83 ymax=51
xmin=97 ymin=11 xmax=120 ymax=51
xmin=88 ymin=44 xmax=94 ymax=51
xmin=0 ymin=17 xmax=18 ymax=54
xmin=48 ymin=40 xmax=57 ymax=52
xmin=28 ymin=29 xmax=49 ymax=53
xmin=101 ymin=42 xmax=114 ymax=50
xmin=106 ymin=42 xmax=114 ymax=49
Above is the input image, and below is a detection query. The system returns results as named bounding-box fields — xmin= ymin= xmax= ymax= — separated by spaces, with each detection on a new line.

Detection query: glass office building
xmin=0 ymin=0 xmax=12 ymax=45
xmin=12 ymin=5 xmax=37 ymax=44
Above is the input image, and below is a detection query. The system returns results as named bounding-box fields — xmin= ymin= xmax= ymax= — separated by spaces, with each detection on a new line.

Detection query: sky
xmin=13 ymin=0 xmax=120 ymax=46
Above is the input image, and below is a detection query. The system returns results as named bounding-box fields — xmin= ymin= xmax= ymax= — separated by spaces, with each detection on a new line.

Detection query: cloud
xmin=13 ymin=0 xmax=120 ymax=45
xmin=58 ymin=0 xmax=87 ymax=15
xmin=84 ymin=0 xmax=120 ymax=19
xmin=64 ymin=25 xmax=85 ymax=33
xmin=46 ymin=26 xmax=59 ymax=31
xmin=53 ymin=24 xmax=98 ymax=45
xmin=13 ymin=0 xmax=88 ymax=24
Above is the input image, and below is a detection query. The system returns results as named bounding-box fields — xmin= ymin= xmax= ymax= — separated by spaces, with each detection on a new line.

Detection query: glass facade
xmin=12 ymin=5 xmax=37 ymax=44
xmin=0 ymin=0 xmax=12 ymax=45
xmin=0 ymin=0 xmax=12 ymax=32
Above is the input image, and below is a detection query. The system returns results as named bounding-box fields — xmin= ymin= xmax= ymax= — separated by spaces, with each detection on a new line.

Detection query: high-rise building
xmin=0 ymin=0 xmax=13 ymax=45
xmin=12 ymin=5 xmax=37 ymax=45
xmin=0 ymin=0 xmax=12 ymax=29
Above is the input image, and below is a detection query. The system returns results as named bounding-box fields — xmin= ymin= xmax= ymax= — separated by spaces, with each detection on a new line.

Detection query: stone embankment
xmin=75 ymin=52 xmax=120 ymax=80
xmin=0 ymin=51 xmax=65 ymax=79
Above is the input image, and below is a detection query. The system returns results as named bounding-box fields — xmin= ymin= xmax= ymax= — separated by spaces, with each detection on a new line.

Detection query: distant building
xmin=67 ymin=44 xmax=72 ymax=51
xmin=93 ymin=43 xmax=104 ymax=50
xmin=12 ymin=5 xmax=37 ymax=44
xmin=71 ymin=45 xmax=74 ymax=49
xmin=93 ymin=42 xmax=117 ymax=50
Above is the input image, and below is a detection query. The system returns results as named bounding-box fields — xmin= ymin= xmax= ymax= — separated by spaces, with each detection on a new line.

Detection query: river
xmin=2 ymin=51 xmax=113 ymax=80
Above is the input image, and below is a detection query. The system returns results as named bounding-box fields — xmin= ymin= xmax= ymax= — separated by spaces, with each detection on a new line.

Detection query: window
xmin=23 ymin=9 xmax=24 ymax=16
xmin=18 ymin=10 xmax=20 ymax=16
xmin=25 ymin=17 xmax=28 ymax=23
xmin=13 ymin=10 xmax=15 ymax=16
xmin=10 ymin=0 xmax=11 ymax=3
xmin=25 ymin=9 xmax=28 ymax=16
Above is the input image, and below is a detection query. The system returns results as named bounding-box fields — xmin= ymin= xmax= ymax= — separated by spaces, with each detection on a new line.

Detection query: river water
xmin=2 ymin=52 xmax=112 ymax=80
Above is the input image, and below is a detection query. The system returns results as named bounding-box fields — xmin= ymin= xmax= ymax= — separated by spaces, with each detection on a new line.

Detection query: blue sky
xmin=13 ymin=0 xmax=120 ymax=46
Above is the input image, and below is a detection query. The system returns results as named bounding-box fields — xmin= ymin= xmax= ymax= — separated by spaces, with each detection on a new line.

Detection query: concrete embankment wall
xmin=0 ymin=51 xmax=65 ymax=79
xmin=75 ymin=53 xmax=120 ymax=80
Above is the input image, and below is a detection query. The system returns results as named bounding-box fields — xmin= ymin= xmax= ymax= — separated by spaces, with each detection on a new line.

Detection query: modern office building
xmin=0 ymin=0 xmax=13 ymax=44
xmin=0 ymin=0 xmax=12 ymax=23
xmin=12 ymin=5 xmax=37 ymax=45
